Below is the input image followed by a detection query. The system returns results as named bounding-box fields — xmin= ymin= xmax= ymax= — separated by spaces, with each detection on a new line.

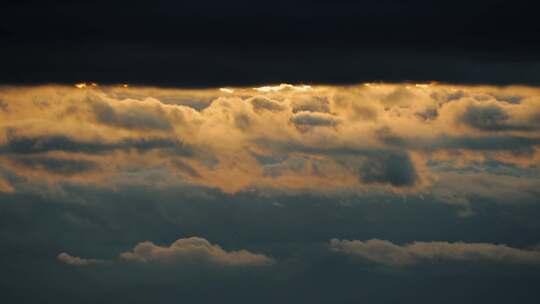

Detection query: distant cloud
xmin=120 ymin=237 xmax=274 ymax=266
xmin=358 ymin=152 xmax=418 ymax=187
xmin=92 ymin=100 xmax=173 ymax=131
xmin=330 ymin=239 xmax=540 ymax=266
xmin=249 ymin=96 xmax=285 ymax=112
xmin=290 ymin=112 xmax=341 ymax=128
xmin=1 ymin=83 xmax=540 ymax=199
xmin=57 ymin=252 xmax=104 ymax=266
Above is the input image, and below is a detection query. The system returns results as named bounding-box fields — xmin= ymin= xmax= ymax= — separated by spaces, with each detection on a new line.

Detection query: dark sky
xmin=1 ymin=0 xmax=540 ymax=86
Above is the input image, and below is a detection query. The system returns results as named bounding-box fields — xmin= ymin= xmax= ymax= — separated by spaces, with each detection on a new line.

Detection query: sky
xmin=1 ymin=83 xmax=540 ymax=303
xmin=1 ymin=0 xmax=540 ymax=86
xmin=1 ymin=1 xmax=540 ymax=303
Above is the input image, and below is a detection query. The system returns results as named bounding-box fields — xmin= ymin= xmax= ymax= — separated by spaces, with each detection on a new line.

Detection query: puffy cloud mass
xmin=330 ymin=239 xmax=540 ymax=266
xmin=120 ymin=237 xmax=274 ymax=266
xmin=1 ymin=83 xmax=539 ymax=202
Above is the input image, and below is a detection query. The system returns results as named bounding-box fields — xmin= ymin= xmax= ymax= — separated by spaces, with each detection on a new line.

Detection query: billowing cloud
xmin=57 ymin=252 xmax=104 ymax=266
xmin=1 ymin=83 xmax=539 ymax=201
xmin=330 ymin=239 xmax=540 ymax=266
xmin=120 ymin=237 xmax=274 ymax=266
xmin=249 ymin=96 xmax=286 ymax=112
xmin=290 ymin=112 xmax=341 ymax=128
xmin=358 ymin=152 xmax=419 ymax=187
xmin=92 ymin=100 xmax=173 ymax=131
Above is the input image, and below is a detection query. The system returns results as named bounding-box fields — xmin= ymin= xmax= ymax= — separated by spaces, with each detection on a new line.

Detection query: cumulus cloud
xmin=57 ymin=252 xmax=104 ymax=266
xmin=330 ymin=239 xmax=540 ymax=266
xmin=249 ymin=96 xmax=286 ymax=112
xmin=1 ymin=83 xmax=540 ymax=199
xmin=92 ymin=100 xmax=173 ymax=131
xmin=120 ymin=237 xmax=274 ymax=266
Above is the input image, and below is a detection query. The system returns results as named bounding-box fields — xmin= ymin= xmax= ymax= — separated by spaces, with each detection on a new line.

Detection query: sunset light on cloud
xmin=2 ymin=1 xmax=540 ymax=303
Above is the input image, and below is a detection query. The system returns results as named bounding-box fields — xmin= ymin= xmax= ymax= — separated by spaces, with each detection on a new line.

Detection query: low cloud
xmin=120 ymin=237 xmax=274 ymax=266
xmin=57 ymin=252 xmax=104 ymax=266
xmin=330 ymin=239 xmax=540 ymax=266
xmin=92 ymin=101 xmax=173 ymax=131
xmin=358 ymin=152 xmax=419 ymax=187
xmin=249 ymin=96 xmax=285 ymax=112
xmin=290 ymin=112 xmax=341 ymax=128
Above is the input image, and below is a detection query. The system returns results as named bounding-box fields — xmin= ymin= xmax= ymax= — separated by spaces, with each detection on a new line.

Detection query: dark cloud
xmin=11 ymin=157 xmax=98 ymax=176
xmin=290 ymin=112 xmax=341 ymax=128
xmin=1 ymin=133 xmax=194 ymax=156
xmin=460 ymin=104 xmax=534 ymax=131
xmin=171 ymin=159 xmax=200 ymax=178
xmin=358 ymin=152 xmax=418 ymax=187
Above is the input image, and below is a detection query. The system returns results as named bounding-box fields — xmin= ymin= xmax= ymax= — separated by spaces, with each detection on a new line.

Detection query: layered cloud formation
xmin=330 ymin=239 xmax=540 ymax=266
xmin=1 ymin=83 xmax=539 ymax=206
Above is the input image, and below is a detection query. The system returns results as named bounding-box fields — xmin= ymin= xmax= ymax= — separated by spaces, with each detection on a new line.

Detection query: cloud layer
xmin=0 ymin=83 xmax=539 ymax=206
xmin=330 ymin=239 xmax=540 ymax=266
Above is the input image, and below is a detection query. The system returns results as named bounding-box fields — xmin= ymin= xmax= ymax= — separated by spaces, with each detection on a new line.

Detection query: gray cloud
xmin=290 ymin=112 xmax=341 ymax=127
xmin=1 ymin=133 xmax=193 ymax=156
xmin=358 ymin=152 xmax=418 ymax=187
xmin=249 ymin=96 xmax=285 ymax=112
xmin=172 ymin=159 xmax=201 ymax=178
xmin=11 ymin=157 xmax=98 ymax=175
xmin=330 ymin=239 xmax=540 ymax=266
xmin=460 ymin=104 xmax=534 ymax=132
xmin=291 ymin=96 xmax=330 ymax=113
xmin=92 ymin=101 xmax=173 ymax=131
xmin=120 ymin=237 xmax=274 ymax=266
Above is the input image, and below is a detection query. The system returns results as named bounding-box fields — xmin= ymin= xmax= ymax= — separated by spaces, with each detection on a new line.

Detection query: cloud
xmin=92 ymin=100 xmax=173 ymax=131
xmin=11 ymin=157 xmax=98 ymax=176
xmin=291 ymin=96 xmax=330 ymax=113
xmin=1 ymin=133 xmax=193 ymax=156
xmin=1 ymin=84 xmax=540 ymax=199
xmin=459 ymin=104 xmax=534 ymax=132
xmin=290 ymin=112 xmax=341 ymax=128
xmin=249 ymin=96 xmax=286 ymax=112
xmin=358 ymin=152 xmax=419 ymax=187
xmin=120 ymin=237 xmax=274 ymax=266
xmin=330 ymin=239 xmax=540 ymax=266
xmin=57 ymin=252 xmax=104 ymax=266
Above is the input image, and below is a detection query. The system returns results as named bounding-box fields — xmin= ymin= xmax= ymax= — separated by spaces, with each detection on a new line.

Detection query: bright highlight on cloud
xmin=329 ymin=239 xmax=540 ymax=266
xmin=57 ymin=252 xmax=105 ymax=266
xmin=58 ymin=237 xmax=273 ymax=267
xmin=0 ymin=83 xmax=539 ymax=205
xmin=120 ymin=237 xmax=274 ymax=266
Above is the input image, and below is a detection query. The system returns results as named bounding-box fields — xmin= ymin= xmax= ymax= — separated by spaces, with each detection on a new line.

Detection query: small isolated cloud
xmin=330 ymin=239 xmax=540 ymax=266
xmin=57 ymin=252 xmax=104 ymax=266
xmin=120 ymin=237 xmax=274 ymax=266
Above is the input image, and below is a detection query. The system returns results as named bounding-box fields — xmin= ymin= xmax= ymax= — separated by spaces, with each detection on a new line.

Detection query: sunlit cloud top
xmin=1 ymin=83 xmax=539 ymax=207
